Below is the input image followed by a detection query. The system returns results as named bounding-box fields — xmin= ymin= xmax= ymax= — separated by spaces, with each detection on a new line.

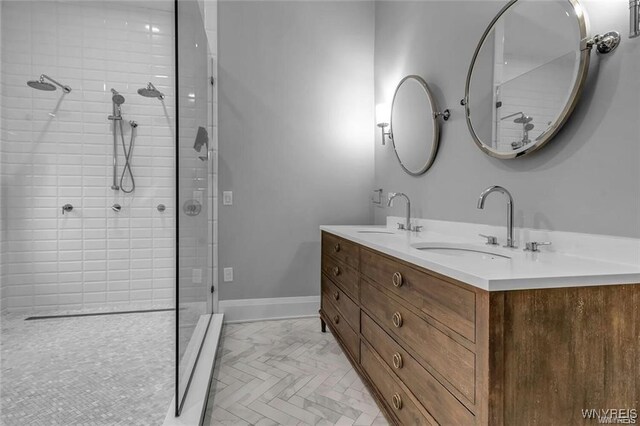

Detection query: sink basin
xmin=356 ymin=229 xmax=397 ymax=235
xmin=411 ymin=242 xmax=512 ymax=260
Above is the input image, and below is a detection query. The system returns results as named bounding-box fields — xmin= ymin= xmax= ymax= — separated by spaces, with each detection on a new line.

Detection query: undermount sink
xmin=356 ymin=229 xmax=397 ymax=235
xmin=411 ymin=242 xmax=512 ymax=260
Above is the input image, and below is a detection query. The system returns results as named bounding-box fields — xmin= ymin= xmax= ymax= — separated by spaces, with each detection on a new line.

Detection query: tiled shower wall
xmin=0 ymin=1 xmax=176 ymax=312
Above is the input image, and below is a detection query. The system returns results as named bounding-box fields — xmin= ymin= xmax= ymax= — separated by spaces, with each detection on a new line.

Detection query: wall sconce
xmin=631 ymin=0 xmax=640 ymax=38
xmin=376 ymin=103 xmax=392 ymax=145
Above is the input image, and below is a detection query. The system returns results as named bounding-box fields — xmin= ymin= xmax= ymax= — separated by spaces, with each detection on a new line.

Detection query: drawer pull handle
xmin=392 ymin=272 xmax=403 ymax=288
xmin=334 ymin=243 xmax=341 ymax=253
xmin=392 ymin=353 xmax=403 ymax=369
xmin=392 ymin=393 xmax=403 ymax=410
xmin=333 ymin=266 xmax=340 ymax=276
xmin=392 ymin=312 xmax=403 ymax=328
xmin=333 ymin=315 xmax=340 ymax=324
xmin=333 ymin=292 xmax=340 ymax=301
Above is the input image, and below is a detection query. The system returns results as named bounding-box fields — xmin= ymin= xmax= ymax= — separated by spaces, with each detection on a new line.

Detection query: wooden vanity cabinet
xmin=319 ymin=231 xmax=640 ymax=425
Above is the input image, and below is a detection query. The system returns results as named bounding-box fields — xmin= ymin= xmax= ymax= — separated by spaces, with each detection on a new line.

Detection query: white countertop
xmin=320 ymin=219 xmax=640 ymax=292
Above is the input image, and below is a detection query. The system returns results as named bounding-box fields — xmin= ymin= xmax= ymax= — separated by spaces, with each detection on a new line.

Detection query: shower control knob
xmin=157 ymin=204 xmax=166 ymax=212
xmin=61 ymin=204 xmax=73 ymax=214
xmin=111 ymin=204 xmax=121 ymax=212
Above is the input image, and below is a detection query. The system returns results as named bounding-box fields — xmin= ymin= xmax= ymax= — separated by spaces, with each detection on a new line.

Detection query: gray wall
xmin=375 ymin=1 xmax=640 ymax=238
xmin=218 ymin=1 xmax=375 ymax=301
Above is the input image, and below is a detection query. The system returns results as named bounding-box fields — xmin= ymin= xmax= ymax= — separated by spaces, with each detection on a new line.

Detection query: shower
xmin=27 ymin=74 xmax=72 ymax=93
xmin=108 ymin=88 xmax=137 ymax=193
xmin=138 ymin=82 xmax=165 ymax=100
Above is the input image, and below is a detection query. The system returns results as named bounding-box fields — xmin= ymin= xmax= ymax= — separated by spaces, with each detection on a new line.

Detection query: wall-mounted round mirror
xmin=464 ymin=0 xmax=605 ymax=159
xmin=390 ymin=75 xmax=446 ymax=176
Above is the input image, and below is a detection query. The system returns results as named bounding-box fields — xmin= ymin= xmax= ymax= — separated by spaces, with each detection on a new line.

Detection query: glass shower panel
xmin=175 ymin=0 xmax=213 ymax=415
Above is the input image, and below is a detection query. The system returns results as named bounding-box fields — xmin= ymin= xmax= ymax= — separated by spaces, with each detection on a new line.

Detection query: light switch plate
xmin=223 ymin=191 xmax=233 ymax=206
xmin=223 ymin=267 xmax=233 ymax=282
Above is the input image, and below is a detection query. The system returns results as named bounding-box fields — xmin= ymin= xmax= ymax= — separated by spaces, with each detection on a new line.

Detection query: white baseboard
xmin=218 ymin=296 xmax=320 ymax=323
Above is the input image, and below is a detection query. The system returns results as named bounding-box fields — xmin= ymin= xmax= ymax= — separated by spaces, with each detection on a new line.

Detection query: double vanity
xmin=319 ymin=219 xmax=640 ymax=425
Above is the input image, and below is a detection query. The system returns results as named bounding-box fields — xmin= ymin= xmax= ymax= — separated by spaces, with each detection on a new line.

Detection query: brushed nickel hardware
xmin=411 ymin=225 xmax=423 ymax=233
xmin=183 ymin=200 xmax=202 ymax=216
xmin=333 ymin=315 xmax=340 ymax=324
xmin=479 ymin=234 xmax=498 ymax=245
xmin=392 ymin=312 xmax=403 ymax=328
xmin=157 ymin=204 xmax=166 ymax=212
xmin=333 ymin=266 xmax=340 ymax=277
xmin=392 ymin=272 xmax=403 ymax=288
xmin=477 ymin=186 xmax=516 ymax=248
xmin=377 ymin=122 xmax=392 ymax=146
xmin=61 ymin=204 xmax=73 ymax=214
xmin=334 ymin=243 xmax=341 ymax=253
xmin=111 ymin=204 xmax=121 ymax=212
xmin=333 ymin=292 xmax=339 ymax=301
xmin=587 ymin=31 xmax=621 ymax=54
xmin=137 ymin=82 xmax=165 ymax=100
xmin=433 ymin=109 xmax=451 ymax=121
xmin=388 ymin=192 xmax=411 ymax=231
xmin=27 ymin=74 xmax=72 ymax=93
xmin=392 ymin=353 xmax=403 ymax=369
xmin=392 ymin=393 xmax=402 ymax=410
xmin=524 ymin=241 xmax=552 ymax=252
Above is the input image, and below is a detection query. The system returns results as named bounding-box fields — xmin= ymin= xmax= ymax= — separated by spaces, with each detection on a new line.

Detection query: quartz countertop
xmin=320 ymin=221 xmax=640 ymax=292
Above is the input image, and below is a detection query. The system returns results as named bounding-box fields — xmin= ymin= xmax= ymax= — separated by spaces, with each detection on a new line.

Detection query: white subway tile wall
xmin=0 ymin=1 xmax=177 ymax=312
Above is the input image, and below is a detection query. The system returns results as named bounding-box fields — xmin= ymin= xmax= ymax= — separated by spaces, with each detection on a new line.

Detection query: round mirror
xmin=390 ymin=75 xmax=442 ymax=175
xmin=464 ymin=0 xmax=591 ymax=159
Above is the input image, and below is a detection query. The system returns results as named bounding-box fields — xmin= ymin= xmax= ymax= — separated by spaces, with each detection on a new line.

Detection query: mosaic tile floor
xmin=203 ymin=318 xmax=389 ymax=426
xmin=1 ymin=310 xmax=174 ymax=425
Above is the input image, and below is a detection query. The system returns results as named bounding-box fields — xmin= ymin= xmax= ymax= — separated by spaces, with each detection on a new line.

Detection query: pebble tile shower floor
xmin=1 ymin=310 xmax=174 ymax=425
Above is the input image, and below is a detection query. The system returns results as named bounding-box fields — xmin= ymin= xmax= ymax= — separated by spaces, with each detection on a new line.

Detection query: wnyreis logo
xmin=582 ymin=409 xmax=638 ymax=424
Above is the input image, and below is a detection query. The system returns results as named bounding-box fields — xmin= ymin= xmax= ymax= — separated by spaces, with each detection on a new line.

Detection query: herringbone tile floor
xmin=204 ymin=318 xmax=389 ymax=426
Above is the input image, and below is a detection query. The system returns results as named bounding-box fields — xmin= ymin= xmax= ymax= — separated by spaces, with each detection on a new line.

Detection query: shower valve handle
xmin=62 ymin=204 xmax=73 ymax=214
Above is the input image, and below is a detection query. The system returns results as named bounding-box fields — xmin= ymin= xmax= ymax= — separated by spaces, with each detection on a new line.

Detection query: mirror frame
xmin=390 ymin=75 xmax=441 ymax=176
xmin=463 ymin=0 xmax=592 ymax=159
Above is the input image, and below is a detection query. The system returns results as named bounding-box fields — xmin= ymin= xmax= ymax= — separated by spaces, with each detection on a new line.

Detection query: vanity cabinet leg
xmin=321 ymin=318 xmax=327 ymax=333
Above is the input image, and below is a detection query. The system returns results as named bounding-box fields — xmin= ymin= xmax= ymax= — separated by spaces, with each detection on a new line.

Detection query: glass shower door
xmin=175 ymin=0 xmax=214 ymax=415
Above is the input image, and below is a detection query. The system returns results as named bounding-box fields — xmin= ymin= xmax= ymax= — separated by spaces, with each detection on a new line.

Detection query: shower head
xmin=27 ymin=74 xmax=72 ymax=93
xmin=514 ymin=116 xmax=533 ymax=124
xmin=138 ymin=82 xmax=165 ymax=100
xmin=111 ymin=88 xmax=125 ymax=106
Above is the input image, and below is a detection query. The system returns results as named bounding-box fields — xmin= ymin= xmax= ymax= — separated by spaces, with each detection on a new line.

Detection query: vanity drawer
xmin=361 ymin=278 xmax=476 ymax=403
xmin=360 ymin=248 xmax=476 ymax=342
xmin=360 ymin=342 xmax=434 ymax=426
xmin=321 ymin=254 xmax=359 ymax=301
xmin=321 ymin=274 xmax=359 ymax=331
xmin=322 ymin=232 xmax=359 ymax=269
xmin=322 ymin=293 xmax=359 ymax=361
xmin=361 ymin=312 xmax=475 ymax=425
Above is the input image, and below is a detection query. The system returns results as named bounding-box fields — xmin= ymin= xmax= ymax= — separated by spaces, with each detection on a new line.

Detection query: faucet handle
xmin=397 ymin=223 xmax=406 ymax=230
xmin=411 ymin=225 xmax=423 ymax=232
xmin=479 ymin=234 xmax=498 ymax=245
xmin=524 ymin=241 xmax=552 ymax=252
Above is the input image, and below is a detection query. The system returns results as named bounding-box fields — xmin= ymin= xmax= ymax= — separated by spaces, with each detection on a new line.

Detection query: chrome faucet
xmin=387 ymin=193 xmax=415 ymax=231
xmin=477 ymin=186 xmax=516 ymax=248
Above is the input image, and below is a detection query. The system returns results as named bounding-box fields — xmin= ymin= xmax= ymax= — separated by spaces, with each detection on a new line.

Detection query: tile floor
xmin=0 ymin=310 xmax=174 ymax=425
xmin=203 ymin=318 xmax=389 ymax=426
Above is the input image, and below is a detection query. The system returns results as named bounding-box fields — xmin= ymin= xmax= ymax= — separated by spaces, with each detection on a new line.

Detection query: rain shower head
xmin=27 ymin=74 xmax=72 ymax=93
xmin=514 ymin=116 xmax=533 ymax=124
xmin=138 ymin=82 xmax=165 ymax=100
xmin=111 ymin=88 xmax=125 ymax=106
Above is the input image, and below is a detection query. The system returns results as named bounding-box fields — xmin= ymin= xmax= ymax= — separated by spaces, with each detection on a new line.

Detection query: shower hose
xmin=118 ymin=119 xmax=136 ymax=193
